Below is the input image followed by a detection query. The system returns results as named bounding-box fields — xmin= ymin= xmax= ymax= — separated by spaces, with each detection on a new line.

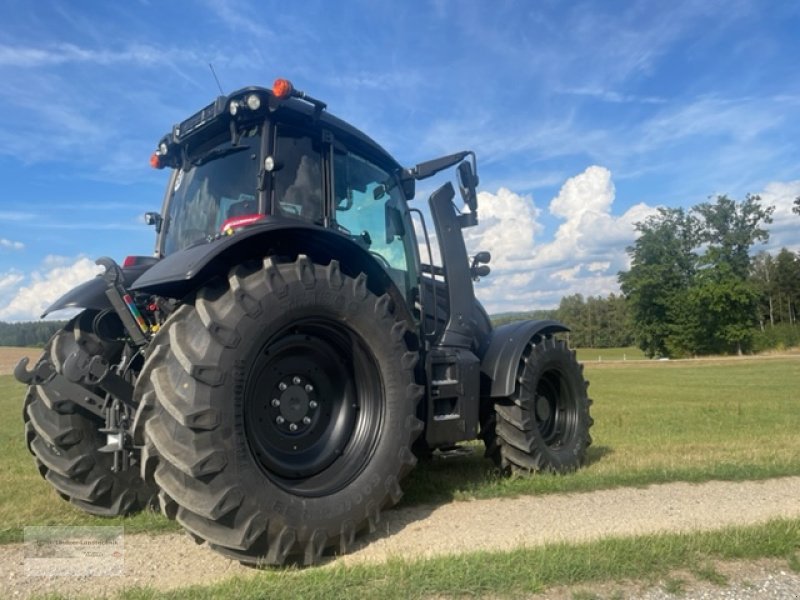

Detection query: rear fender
xmin=479 ymin=319 xmax=570 ymax=398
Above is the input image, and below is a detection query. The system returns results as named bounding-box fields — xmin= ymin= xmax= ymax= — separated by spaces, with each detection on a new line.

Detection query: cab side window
xmin=333 ymin=150 xmax=414 ymax=295
xmin=272 ymin=126 xmax=324 ymax=224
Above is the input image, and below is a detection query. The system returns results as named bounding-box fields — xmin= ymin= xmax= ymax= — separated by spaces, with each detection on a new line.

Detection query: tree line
xmin=0 ymin=320 xmax=67 ymax=347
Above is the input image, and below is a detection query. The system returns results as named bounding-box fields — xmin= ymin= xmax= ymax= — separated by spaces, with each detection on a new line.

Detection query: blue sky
xmin=1 ymin=0 xmax=799 ymax=320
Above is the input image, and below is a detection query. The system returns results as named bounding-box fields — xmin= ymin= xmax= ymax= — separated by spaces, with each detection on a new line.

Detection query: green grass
xmin=45 ymin=518 xmax=800 ymax=600
xmin=4 ymin=355 xmax=800 ymax=542
xmin=402 ymin=356 xmax=800 ymax=504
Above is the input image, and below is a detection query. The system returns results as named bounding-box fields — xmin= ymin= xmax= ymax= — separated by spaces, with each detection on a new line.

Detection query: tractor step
xmin=424 ymin=347 xmax=480 ymax=446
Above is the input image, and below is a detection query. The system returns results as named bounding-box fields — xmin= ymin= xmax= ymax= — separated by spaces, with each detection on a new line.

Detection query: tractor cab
xmin=146 ymin=79 xmax=426 ymax=309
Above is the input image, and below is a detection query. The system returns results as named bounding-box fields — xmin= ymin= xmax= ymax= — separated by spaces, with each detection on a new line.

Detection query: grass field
xmin=3 ymin=354 xmax=799 ymax=545
xmin=403 ymin=355 xmax=800 ymax=503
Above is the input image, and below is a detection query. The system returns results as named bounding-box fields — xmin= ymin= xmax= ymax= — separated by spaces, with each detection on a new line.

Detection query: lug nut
xmin=302 ymin=416 xmax=311 ymax=425
xmin=304 ymin=384 xmax=314 ymax=393
xmin=289 ymin=423 xmax=298 ymax=432
xmin=279 ymin=382 xmax=288 ymax=391
xmin=309 ymin=400 xmax=318 ymax=409
xmin=292 ymin=376 xmax=302 ymax=385
xmin=271 ymin=398 xmax=281 ymax=407
xmin=276 ymin=416 xmax=285 ymax=424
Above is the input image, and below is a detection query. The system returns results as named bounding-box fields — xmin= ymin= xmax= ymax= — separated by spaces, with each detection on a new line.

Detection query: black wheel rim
xmin=244 ymin=318 xmax=383 ymax=497
xmin=533 ymin=368 xmax=578 ymax=448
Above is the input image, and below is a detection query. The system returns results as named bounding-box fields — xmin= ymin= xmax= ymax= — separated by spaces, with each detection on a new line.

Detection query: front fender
xmin=480 ymin=319 xmax=570 ymax=398
xmin=42 ymin=262 xmax=155 ymax=318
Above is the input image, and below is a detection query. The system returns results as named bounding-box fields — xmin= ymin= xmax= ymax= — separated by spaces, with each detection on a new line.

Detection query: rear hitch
xmin=15 ymin=355 xmax=107 ymax=418
xmin=62 ymin=348 xmax=134 ymax=407
xmin=14 ymin=356 xmax=55 ymax=385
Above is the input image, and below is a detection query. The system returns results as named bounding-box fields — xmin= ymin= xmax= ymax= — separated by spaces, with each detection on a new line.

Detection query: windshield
xmin=162 ymin=127 xmax=261 ymax=255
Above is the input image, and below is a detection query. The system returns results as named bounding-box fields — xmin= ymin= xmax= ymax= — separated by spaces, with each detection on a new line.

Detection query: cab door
xmin=332 ymin=149 xmax=419 ymax=303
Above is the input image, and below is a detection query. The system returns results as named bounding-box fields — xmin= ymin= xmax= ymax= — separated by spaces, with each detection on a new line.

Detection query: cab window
xmin=333 ymin=150 xmax=416 ymax=297
xmin=272 ymin=125 xmax=324 ymax=224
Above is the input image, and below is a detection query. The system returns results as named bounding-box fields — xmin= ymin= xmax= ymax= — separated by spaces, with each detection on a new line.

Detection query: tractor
xmin=15 ymin=78 xmax=592 ymax=565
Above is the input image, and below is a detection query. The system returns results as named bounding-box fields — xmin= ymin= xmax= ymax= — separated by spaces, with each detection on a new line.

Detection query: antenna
xmin=208 ymin=63 xmax=224 ymax=95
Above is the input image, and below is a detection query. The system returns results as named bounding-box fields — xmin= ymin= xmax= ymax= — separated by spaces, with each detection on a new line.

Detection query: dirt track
xmin=3 ymin=476 xmax=800 ymax=599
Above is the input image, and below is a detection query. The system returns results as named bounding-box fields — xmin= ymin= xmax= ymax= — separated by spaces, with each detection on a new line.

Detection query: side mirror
xmin=144 ymin=212 xmax=163 ymax=233
xmin=457 ymin=161 xmax=478 ymax=212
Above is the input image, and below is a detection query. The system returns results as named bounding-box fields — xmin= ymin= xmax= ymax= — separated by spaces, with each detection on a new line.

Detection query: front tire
xmin=23 ymin=312 xmax=155 ymax=516
xmin=138 ymin=256 xmax=423 ymax=565
xmin=482 ymin=336 xmax=592 ymax=474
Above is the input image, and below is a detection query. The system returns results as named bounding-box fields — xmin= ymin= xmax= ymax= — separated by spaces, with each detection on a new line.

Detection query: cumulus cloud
xmin=465 ymin=166 xmax=657 ymax=313
xmin=463 ymin=187 xmax=543 ymax=269
xmin=0 ymin=256 xmax=102 ymax=321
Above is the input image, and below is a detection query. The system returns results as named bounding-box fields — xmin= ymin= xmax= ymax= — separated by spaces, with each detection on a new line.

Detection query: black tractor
xmin=16 ymin=79 xmax=592 ymax=565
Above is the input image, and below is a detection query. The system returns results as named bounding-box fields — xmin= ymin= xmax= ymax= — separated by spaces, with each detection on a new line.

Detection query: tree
xmin=774 ymin=248 xmax=800 ymax=325
xmin=691 ymin=194 xmax=774 ymax=354
xmin=793 ymin=196 xmax=800 ymax=216
xmin=619 ymin=207 xmax=699 ymax=357
xmin=751 ymin=251 xmax=777 ymax=328
xmin=620 ymin=195 xmax=775 ymax=357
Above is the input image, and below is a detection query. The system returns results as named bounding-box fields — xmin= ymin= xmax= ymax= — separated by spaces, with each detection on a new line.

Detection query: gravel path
xmin=3 ymin=476 xmax=800 ymax=599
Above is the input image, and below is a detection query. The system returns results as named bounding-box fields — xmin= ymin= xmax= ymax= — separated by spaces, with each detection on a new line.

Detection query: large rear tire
xmin=482 ymin=336 xmax=592 ymax=474
xmin=23 ymin=312 xmax=156 ymax=516
xmin=137 ymin=256 xmax=423 ymax=565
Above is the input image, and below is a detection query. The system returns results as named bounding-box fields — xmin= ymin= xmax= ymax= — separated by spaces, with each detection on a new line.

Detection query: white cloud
xmin=466 ymin=166 xmax=658 ymax=313
xmin=759 ymin=179 xmax=800 ymax=254
xmin=534 ymin=166 xmax=656 ymax=273
xmin=0 ymin=238 xmax=24 ymax=250
xmin=0 ymin=43 xmax=165 ymax=68
xmin=0 ymin=256 xmax=102 ymax=321
xmin=464 ymin=187 xmax=543 ymax=269
xmin=0 ymin=272 xmax=24 ymax=293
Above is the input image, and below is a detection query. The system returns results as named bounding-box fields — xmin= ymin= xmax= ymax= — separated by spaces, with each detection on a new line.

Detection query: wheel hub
xmin=535 ymin=394 xmax=551 ymax=422
xmin=243 ymin=319 xmax=386 ymax=496
xmin=271 ymin=375 xmax=318 ymax=433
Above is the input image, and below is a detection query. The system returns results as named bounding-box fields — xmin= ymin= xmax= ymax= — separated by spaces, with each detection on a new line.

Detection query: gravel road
xmin=3 ymin=476 xmax=800 ymax=599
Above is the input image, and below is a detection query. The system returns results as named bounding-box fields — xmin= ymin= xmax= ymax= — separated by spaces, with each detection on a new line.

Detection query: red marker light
xmin=149 ymin=153 xmax=163 ymax=169
xmin=220 ymin=213 xmax=265 ymax=235
xmin=272 ymin=78 xmax=294 ymax=99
